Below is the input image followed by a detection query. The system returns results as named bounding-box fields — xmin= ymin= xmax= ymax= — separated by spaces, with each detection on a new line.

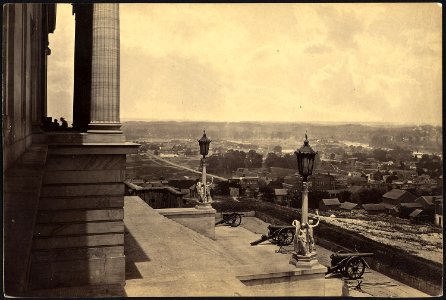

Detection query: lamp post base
xmin=289 ymin=252 xmax=319 ymax=268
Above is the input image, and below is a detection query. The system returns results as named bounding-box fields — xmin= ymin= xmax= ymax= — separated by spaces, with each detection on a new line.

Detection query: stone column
xmin=72 ymin=4 xmax=93 ymax=132
xmin=88 ymin=4 xmax=121 ymax=133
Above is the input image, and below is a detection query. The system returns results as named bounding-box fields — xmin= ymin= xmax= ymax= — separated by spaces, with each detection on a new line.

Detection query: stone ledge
xmin=157 ymin=207 xmax=216 ymax=216
xmin=235 ymin=261 xmax=327 ymax=281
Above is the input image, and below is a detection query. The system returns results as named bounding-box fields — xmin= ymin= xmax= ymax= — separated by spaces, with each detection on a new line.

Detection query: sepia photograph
xmin=3 ymin=2 xmax=442 ymax=297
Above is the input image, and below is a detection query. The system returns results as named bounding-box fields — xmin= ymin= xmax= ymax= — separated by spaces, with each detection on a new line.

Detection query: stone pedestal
xmin=195 ymin=202 xmax=212 ymax=210
xmin=289 ymin=252 xmax=320 ymax=268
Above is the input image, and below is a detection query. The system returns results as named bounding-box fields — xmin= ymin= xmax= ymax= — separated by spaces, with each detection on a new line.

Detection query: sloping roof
xmin=409 ymin=209 xmax=424 ymax=218
xmin=400 ymin=202 xmax=423 ymax=209
xmin=362 ymin=203 xmax=385 ymax=211
xmin=339 ymin=201 xmax=358 ymax=210
xmin=382 ymin=189 xmax=416 ymax=202
xmin=416 ymin=196 xmax=436 ymax=206
xmin=321 ymin=198 xmax=341 ymax=206
xmin=380 ymin=202 xmax=396 ymax=209
xmin=274 ymin=189 xmax=288 ymax=196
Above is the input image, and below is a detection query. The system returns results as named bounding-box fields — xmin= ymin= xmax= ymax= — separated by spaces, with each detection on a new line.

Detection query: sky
xmin=47 ymin=3 xmax=442 ymax=125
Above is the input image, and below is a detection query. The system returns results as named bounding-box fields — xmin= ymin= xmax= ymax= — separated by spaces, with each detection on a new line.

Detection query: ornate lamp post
xmin=197 ymin=130 xmax=211 ymax=207
xmin=290 ymin=133 xmax=320 ymax=268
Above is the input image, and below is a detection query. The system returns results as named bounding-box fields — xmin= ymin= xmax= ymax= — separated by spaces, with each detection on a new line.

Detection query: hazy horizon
xmin=120 ymin=118 xmax=441 ymax=127
xmin=47 ymin=3 xmax=442 ymax=126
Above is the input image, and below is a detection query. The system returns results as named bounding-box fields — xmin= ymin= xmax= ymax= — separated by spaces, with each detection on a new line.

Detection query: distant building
xmin=339 ymin=201 xmax=359 ymax=211
xmin=382 ymin=189 xmax=417 ymax=206
xmin=274 ymin=189 xmax=289 ymax=206
xmin=319 ymin=198 xmax=341 ymax=211
xmin=125 ymin=181 xmax=185 ymax=209
xmin=327 ymin=189 xmax=343 ymax=198
xmin=415 ymin=196 xmax=439 ymax=210
xmin=310 ymin=173 xmax=336 ymax=191
xmin=362 ymin=203 xmax=386 ymax=215
xmin=409 ymin=209 xmax=433 ymax=223
xmin=398 ymin=202 xmax=424 ymax=219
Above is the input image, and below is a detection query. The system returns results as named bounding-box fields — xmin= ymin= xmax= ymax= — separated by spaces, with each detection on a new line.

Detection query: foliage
xmin=416 ymin=155 xmax=443 ymax=178
xmin=338 ymin=190 xmax=352 ymax=202
xmin=244 ymin=149 xmax=263 ymax=168
xmin=357 ymin=188 xmax=386 ymax=205
xmin=309 ymin=191 xmax=329 ymax=209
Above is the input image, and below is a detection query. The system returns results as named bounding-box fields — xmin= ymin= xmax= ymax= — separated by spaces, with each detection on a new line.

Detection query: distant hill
xmin=121 ymin=121 xmax=442 ymax=151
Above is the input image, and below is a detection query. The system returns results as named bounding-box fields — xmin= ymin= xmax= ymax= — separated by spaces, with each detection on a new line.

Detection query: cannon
xmin=215 ymin=212 xmax=244 ymax=227
xmin=250 ymin=225 xmax=295 ymax=246
xmin=326 ymin=250 xmax=374 ymax=279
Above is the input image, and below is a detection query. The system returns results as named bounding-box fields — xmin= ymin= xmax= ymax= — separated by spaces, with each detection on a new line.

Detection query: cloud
xmin=47 ymin=3 xmax=442 ymax=125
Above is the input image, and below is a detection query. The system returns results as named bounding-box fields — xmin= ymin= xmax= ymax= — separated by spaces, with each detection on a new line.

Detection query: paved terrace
xmin=123 ymin=196 xmax=342 ymax=296
xmin=29 ymin=196 xmax=428 ymax=297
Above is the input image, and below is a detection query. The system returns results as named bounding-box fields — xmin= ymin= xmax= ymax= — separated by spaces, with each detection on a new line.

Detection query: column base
xmin=88 ymin=122 xmax=122 ymax=133
xmin=289 ymin=252 xmax=319 ymax=268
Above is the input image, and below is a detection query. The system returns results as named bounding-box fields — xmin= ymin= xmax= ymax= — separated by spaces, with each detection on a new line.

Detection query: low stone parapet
xmin=157 ymin=207 xmax=216 ymax=239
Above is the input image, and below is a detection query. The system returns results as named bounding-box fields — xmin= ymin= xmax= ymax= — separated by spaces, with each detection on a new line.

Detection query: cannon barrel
xmin=332 ymin=252 xmax=374 ymax=258
xmin=250 ymin=234 xmax=269 ymax=246
xmin=267 ymin=225 xmax=295 ymax=231
xmin=215 ymin=219 xmax=226 ymax=225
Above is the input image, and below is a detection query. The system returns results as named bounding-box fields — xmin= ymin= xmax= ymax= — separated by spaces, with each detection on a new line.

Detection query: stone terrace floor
xmin=29 ymin=196 xmax=429 ymax=297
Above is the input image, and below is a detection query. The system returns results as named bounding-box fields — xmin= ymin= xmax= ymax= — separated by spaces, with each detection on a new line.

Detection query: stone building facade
xmin=3 ymin=3 xmax=139 ymax=295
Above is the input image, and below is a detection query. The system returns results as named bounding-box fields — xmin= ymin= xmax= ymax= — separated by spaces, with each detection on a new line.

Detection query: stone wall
xmin=29 ymin=147 xmax=129 ymax=290
xmin=315 ymin=222 xmax=443 ymax=296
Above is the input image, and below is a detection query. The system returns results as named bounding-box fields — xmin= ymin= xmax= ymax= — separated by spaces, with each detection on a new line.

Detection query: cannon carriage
xmin=250 ymin=225 xmax=295 ymax=246
xmin=215 ymin=212 xmax=244 ymax=227
xmin=326 ymin=251 xmax=374 ymax=279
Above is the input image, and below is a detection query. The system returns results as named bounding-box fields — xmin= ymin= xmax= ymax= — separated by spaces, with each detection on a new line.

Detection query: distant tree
xmin=153 ymin=149 xmax=159 ymax=155
xmin=215 ymin=181 xmax=230 ymax=196
xmin=273 ymin=145 xmax=282 ymax=154
xmin=309 ymin=191 xmax=330 ymax=209
xmin=283 ymin=153 xmax=298 ymax=169
xmin=357 ymin=188 xmax=385 ymax=205
xmin=265 ymin=153 xmax=285 ymax=168
xmin=416 ymin=154 xmax=443 ymax=178
xmin=244 ymin=150 xmax=263 ymax=168
xmin=259 ymin=185 xmax=274 ymax=202
xmin=338 ymin=190 xmax=352 ymax=202
xmin=385 ymin=174 xmax=398 ymax=184
xmin=329 ymin=153 xmax=336 ymax=160
xmin=372 ymin=149 xmax=388 ymax=162
xmin=268 ymin=177 xmax=284 ymax=189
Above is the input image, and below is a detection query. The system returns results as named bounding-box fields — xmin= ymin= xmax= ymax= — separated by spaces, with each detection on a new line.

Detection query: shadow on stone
xmin=124 ymin=225 xmax=151 ymax=280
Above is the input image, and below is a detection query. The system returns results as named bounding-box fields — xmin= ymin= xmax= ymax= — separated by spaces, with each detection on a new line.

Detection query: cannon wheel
xmin=229 ymin=214 xmax=242 ymax=227
xmin=345 ymin=257 xmax=366 ymax=279
xmin=277 ymin=228 xmax=294 ymax=246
